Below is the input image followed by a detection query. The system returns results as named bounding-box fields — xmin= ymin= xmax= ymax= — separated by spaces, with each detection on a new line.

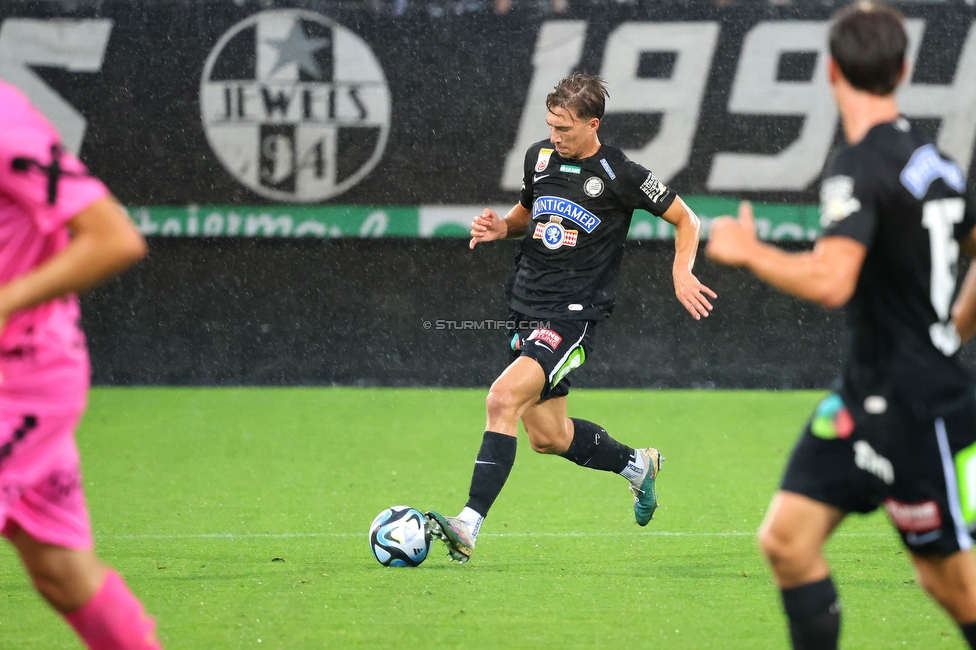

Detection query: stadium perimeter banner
xmin=5 ymin=2 xmax=976 ymax=389
xmin=2 ymin=2 xmax=976 ymax=237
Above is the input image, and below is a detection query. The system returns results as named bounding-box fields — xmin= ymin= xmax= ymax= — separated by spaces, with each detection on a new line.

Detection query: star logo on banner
xmin=266 ymin=21 xmax=329 ymax=79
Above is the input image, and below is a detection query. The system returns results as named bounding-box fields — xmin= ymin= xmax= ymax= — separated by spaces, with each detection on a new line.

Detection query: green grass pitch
xmin=0 ymin=387 xmax=967 ymax=648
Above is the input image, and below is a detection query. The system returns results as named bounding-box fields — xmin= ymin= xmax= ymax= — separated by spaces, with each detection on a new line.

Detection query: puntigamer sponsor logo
xmin=200 ymin=9 xmax=390 ymax=202
xmin=532 ymin=196 xmax=601 ymax=233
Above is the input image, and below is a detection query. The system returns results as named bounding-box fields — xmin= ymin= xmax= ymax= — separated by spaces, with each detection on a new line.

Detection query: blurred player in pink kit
xmin=0 ymin=80 xmax=160 ymax=648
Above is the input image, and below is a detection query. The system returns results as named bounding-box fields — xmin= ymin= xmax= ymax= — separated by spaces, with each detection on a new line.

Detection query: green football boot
xmin=425 ymin=511 xmax=475 ymax=564
xmin=629 ymin=447 xmax=663 ymax=526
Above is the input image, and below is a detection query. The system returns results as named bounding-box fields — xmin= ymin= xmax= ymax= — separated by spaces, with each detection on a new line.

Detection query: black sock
xmin=559 ymin=418 xmax=633 ymax=473
xmin=464 ymin=431 xmax=517 ymax=517
xmin=961 ymin=620 xmax=976 ymax=648
xmin=781 ymin=577 xmax=841 ymax=650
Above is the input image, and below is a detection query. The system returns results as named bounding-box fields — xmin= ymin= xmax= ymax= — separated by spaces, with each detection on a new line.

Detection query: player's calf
xmin=780 ymin=577 xmax=841 ymax=650
xmin=558 ymin=418 xmax=664 ymax=524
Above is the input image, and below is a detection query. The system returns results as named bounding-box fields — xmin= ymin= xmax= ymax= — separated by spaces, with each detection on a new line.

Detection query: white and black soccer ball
xmin=368 ymin=506 xmax=431 ymax=567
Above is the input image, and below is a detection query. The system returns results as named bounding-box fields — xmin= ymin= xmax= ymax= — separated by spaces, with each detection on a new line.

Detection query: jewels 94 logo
xmin=200 ymin=10 xmax=391 ymax=202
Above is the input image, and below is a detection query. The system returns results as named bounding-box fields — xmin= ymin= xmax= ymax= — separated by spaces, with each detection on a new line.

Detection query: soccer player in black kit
xmin=424 ymin=74 xmax=716 ymax=564
xmin=708 ymin=3 xmax=976 ymax=648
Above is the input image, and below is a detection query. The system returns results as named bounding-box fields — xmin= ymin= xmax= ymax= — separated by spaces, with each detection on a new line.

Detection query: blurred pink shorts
xmin=0 ymin=409 xmax=92 ymax=549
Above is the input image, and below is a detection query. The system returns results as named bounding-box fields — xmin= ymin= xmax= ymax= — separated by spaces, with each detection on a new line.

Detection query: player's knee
xmin=758 ymin=525 xmax=803 ymax=570
xmin=528 ymin=434 xmax=559 ymax=454
xmin=485 ymin=387 xmax=519 ymax=421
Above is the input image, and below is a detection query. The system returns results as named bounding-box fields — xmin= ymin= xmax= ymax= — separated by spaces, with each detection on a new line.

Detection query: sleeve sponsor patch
xmin=900 ymin=144 xmax=965 ymax=199
xmin=639 ymin=172 xmax=668 ymax=203
xmin=819 ymin=175 xmax=862 ymax=227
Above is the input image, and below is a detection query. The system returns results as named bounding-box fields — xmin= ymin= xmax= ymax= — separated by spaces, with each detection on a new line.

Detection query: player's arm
xmin=952 ymin=228 xmax=976 ymax=343
xmin=707 ymin=202 xmax=866 ymax=308
xmin=660 ymin=196 xmax=717 ymax=320
xmin=469 ymin=203 xmax=531 ymax=249
xmin=0 ymin=196 xmax=147 ymax=327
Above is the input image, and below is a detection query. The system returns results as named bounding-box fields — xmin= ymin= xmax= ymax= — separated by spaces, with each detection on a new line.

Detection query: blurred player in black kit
xmin=708 ymin=3 xmax=976 ymax=648
xmin=425 ymin=74 xmax=715 ymax=564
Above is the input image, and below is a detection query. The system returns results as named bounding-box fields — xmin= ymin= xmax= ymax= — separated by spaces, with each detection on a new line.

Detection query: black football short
xmin=781 ymin=391 xmax=976 ymax=556
xmin=507 ymin=311 xmax=596 ymax=401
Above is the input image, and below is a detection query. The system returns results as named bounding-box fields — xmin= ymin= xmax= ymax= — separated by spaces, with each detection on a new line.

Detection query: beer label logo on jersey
xmin=583 ymin=176 xmax=604 ymax=197
xmin=884 ymin=499 xmax=942 ymax=533
xmin=532 ymin=196 xmax=601 ymax=233
xmin=535 ymin=148 xmax=554 ymax=173
xmin=200 ymin=10 xmax=391 ymax=202
xmin=819 ymin=175 xmax=861 ymax=227
xmin=640 ymin=172 xmax=668 ymax=203
xmin=534 ymin=216 xmax=578 ymax=250
xmin=527 ymin=328 xmax=563 ymax=349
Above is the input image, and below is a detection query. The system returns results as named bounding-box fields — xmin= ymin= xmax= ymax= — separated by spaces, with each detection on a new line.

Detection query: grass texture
xmin=0 ymin=387 xmax=966 ymax=648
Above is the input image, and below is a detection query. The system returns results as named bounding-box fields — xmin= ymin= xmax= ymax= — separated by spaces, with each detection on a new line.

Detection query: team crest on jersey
xmin=535 ymin=148 xmax=554 ymax=173
xmin=819 ymin=175 xmax=862 ymax=227
xmin=583 ymin=176 xmax=604 ymax=197
xmin=533 ymin=216 xmax=578 ymax=250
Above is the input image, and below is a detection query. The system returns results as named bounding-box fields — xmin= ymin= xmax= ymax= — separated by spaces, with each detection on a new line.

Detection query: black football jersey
xmin=820 ymin=118 xmax=976 ymax=418
xmin=506 ymin=139 xmax=676 ymax=321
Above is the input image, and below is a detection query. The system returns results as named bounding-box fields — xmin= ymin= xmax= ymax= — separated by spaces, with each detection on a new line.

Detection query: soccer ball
xmin=368 ymin=506 xmax=431 ymax=567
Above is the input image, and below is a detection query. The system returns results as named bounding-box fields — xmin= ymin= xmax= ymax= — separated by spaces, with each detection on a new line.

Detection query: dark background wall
xmin=83 ymin=239 xmax=862 ymax=388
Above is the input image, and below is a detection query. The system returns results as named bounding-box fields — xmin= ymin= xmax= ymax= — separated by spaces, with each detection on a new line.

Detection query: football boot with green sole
xmin=630 ymin=447 xmax=663 ymax=526
xmin=424 ymin=511 xmax=475 ymax=564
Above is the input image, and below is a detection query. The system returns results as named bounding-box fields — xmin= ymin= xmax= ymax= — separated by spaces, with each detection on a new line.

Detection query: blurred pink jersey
xmin=0 ymin=80 xmax=109 ymax=413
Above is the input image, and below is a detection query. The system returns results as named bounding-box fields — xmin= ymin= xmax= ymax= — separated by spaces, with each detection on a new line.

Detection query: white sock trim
xmin=620 ymin=450 xmax=646 ymax=483
xmin=458 ymin=507 xmax=484 ymax=538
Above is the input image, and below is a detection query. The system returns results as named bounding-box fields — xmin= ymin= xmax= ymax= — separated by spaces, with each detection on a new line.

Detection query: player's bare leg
xmin=10 ymin=524 xmax=162 ymax=649
xmin=518 ymin=394 xmax=572 ymax=454
xmin=912 ymin=550 xmax=976 ymax=646
xmin=521 ymin=394 xmax=663 ymax=525
xmin=759 ymin=491 xmax=846 ymax=650
xmin=484 ymin=356 xmax=549 ymax=435
xmin=9 ymin=524 xmax=105 ymax=611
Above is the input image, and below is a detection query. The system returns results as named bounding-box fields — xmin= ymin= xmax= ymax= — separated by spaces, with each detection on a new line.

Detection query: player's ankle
xmin=457 ymin=507 xmax=484 ymax=539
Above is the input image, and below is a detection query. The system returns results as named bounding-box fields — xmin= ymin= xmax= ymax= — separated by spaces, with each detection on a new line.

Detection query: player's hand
xmin=469 ymin=209 xmax=507 ymax=249
xmin=673 ymin=268 xmax=716 ymax=320
xmin=706 ymin=201 xmax=758 ymax=268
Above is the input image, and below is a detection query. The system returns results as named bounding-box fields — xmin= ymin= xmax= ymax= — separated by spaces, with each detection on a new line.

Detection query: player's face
xmin=546 ymin=107 xmax=599 ymax=159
